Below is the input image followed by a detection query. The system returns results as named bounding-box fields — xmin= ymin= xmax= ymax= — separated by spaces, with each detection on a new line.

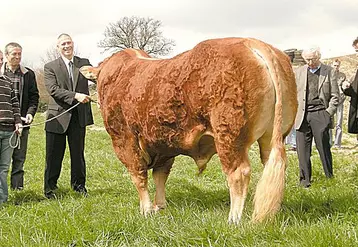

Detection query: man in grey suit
xmin=44 ymin=33 xmax=93 ymax=198
xmin=294 ymin=47 xmax=339 ymax=188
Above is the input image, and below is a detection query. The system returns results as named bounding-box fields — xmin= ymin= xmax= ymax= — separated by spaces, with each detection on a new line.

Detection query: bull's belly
xmin=142 ymin=125 xmax=216 ymax=169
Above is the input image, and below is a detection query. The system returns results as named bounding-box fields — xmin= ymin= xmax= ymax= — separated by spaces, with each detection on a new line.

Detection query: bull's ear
xmin=80 ymin=66 xmax=99 ymax=81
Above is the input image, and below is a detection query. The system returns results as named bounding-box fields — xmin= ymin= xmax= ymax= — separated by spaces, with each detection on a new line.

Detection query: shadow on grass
xmin=165 ymin=180 xmax=231 ymax=210
xmin=10 ymin=189 xmax=46 ymax=205
xmin=9 ymin=187 xmax=86 ymax=205
xmin=281 ymin=189 xmax=358 ymax=223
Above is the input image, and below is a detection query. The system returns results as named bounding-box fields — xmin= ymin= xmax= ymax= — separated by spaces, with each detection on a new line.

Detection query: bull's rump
xmin=99 ymin=37 xmax=296 ymax=154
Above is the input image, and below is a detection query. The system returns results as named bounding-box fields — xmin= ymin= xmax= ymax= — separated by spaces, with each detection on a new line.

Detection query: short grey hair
xmin=302 ymin=46 xmax=321 ymax=59
xmin=57 ymin=33 xmax=72 ymax=40
xmin=4 ymin=42 xmax=22 ymax=55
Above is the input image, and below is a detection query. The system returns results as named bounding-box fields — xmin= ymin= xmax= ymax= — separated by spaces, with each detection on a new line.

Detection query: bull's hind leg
xmin=215 ymin=135 xmax=251 ymax=224
xmin=226 ymin=150 xmax=251 ymax=224
xmin=258 ymin=132 xmax=273 ymax=165
xmin=152 ymin=158 xmax=174 ymax=211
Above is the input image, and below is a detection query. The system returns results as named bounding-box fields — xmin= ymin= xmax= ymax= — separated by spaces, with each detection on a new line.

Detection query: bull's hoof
xmin=153 ymin=204 xmax=166 ymax=212
xmin=140 ymin=203 xmax=153 ymax=217
xmin=228 ymin=212 xmax=242 ymax=225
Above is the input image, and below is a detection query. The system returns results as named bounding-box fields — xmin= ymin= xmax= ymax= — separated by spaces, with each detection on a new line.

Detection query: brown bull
xmin=81 ymin=37 xmax=297 ymax=223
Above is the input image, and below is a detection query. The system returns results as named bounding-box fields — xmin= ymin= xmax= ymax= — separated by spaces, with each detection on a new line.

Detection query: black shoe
xmin=11 ymin=186 xmax=24 ymax=191
xmin=74 ymin=184 xmax=88 ymax=197
xmin=299 ymin=180 xmax=311 ymax=188
xmin=45 ymin=191 xmax=56 ymax=199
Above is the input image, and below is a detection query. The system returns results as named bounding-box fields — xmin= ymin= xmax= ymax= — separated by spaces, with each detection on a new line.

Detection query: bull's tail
xmin=248 ymin=40 xmax=287 ymax=223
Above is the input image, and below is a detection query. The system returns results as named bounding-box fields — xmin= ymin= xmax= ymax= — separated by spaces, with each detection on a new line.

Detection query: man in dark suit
xmin=44 ymin=33 xmax=93 ymax=198
xmin=342 ymin=37 xmax=358 ymax=136
xmin=2 ymin=42 xmax=39 ymax=190
xmin=294 ymin=47 xmax=339 ymax=188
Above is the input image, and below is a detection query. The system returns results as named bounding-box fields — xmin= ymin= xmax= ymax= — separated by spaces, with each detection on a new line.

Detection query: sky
xmin=1 ymin=0 xmax=358 ymax=69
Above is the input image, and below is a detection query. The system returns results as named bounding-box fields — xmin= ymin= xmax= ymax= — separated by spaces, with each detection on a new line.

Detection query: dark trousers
xmin=11 ymin=128 xmax=29 ymax=189
xmin=44 ymin=110 xmax=86 ymax=193
xmin=296 ymin=110 xmax=333 ymax=186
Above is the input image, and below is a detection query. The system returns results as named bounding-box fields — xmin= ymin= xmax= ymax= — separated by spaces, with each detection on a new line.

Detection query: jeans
xmin=0 ymin=130 xmax=15 ymax=204
xmin=11 ymin=128 xmax=29 ymax=189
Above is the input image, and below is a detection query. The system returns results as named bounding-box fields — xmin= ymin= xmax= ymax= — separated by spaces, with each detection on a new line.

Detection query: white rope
xmin=22 ymin=101 xmax=81 ymax=128
xmin=9 ymin=101 xmax=81 ymax=149
xmin=8 ymin=92 xmax=98 ymax=149
xmin=9 ymin=131 xmax=20 ymax=149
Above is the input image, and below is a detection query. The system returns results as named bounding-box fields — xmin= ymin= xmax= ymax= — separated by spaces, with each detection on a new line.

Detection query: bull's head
xmin=80 ymin=66 xmax=100 ymax=81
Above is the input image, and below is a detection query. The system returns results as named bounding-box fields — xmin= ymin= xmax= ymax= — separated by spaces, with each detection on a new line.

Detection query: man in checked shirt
xmin=1 ymin=42 xmax=39 ymax=190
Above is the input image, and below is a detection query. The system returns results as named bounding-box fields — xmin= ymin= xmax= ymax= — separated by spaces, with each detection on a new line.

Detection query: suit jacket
xmin=294 ymin=63 xmax=339 ymax=129
xmin=44 ymin=56 xmax=94 ymax=134
xmin=343 ymin=69 xmax=358 ymax=133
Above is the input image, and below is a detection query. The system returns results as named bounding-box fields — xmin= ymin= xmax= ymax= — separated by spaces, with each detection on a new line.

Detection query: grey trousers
xmin=296 ymin=110 xmax=333 ymax=186
xmin=334 ymin=103 xmax=344 ymax=147
xmin=11 ymin=128 xmax=29 ymax=190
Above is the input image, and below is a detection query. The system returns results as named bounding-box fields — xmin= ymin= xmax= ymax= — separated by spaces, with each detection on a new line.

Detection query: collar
xmin=61 ymin=55 xmax=74 ymax=65
xmin=0 ymin=62 xmax=28 ymax=75
xmin=308 ymin=64 xmax=321 ymax=73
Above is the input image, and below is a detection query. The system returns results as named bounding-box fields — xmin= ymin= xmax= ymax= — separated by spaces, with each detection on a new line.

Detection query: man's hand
xmin=25 ymin=114 xmax=33 ymax=124
xmin=15 ymin=123 xmax=23 ymax=136
xmin=342 ymin=80 xmax=351 ymax=90
xmin=74 ymin=93 xmax=91 ymax=103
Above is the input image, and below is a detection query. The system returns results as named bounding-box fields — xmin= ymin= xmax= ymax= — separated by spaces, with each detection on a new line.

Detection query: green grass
xmin=1 ymin=105 xmax=358 ymax=246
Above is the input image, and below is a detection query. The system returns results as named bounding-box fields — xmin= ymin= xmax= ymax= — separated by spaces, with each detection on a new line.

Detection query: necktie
xmin=68 ymin=61 xmax=74 ymax=90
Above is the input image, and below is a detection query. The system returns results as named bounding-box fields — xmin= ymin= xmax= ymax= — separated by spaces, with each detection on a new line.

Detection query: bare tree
xmin=40 ymin=46 xmax=82 ymax=65
xmin=98 ymin=16 xmax=175 ymax=57
xmin=40 ymin=47 xmax=59 ymax=65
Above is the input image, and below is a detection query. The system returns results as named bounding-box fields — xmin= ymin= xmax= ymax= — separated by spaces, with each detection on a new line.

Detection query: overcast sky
xmin=1 ymin=0 xmax=358 ymax=68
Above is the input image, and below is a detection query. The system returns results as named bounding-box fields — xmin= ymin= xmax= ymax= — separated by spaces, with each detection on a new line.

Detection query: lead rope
xmin=9 ymin=92 xmax=98 ymax=149
xmin=9 ymin=101 xmax=81 ymax=149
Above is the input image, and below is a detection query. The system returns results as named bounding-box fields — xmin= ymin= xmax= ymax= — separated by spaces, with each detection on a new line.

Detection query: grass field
xmin=1 ymin=105 xmax=358 ymax=246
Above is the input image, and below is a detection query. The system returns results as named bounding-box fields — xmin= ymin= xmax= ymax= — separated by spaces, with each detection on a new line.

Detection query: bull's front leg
xmin=152 ymin=158 xmax=174 ymax=211
xmin=112 ymin=137 xmax=153 ymax=217
xmin=130 ymin=167 xmax=153 ymax=217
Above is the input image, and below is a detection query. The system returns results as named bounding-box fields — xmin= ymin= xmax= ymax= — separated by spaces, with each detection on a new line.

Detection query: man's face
xmin=303 ymin=52 xmax=320 ymax=69
xmin=0 ymin=52 xmax=3 ymax=68
xmin=57 ymin=35 xmax=74 ymax=59
xmin=6 ymin=46 xmax=22 ymax=68
xmin=332 ymin=62 xmax=340 ymax=72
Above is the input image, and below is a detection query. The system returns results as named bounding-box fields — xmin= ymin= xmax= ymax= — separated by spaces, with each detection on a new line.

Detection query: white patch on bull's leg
xmin=139 ymin=192 xmax=153 ymax=217
xmin=227 ymin=164 xmax=251 ymax=224
xmin=130 ymin=172 xmax=153 ymax=217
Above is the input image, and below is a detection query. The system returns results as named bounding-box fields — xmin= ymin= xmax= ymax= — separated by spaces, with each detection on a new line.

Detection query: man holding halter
xmin=43 ymin=33 xmax=93 ymax=199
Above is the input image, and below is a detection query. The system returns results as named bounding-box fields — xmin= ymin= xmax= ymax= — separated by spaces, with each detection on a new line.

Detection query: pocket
xmin=48 ymin=105 xmax=60 ymax=111
xmin=323 ymin=110 xmax=333 ymax=128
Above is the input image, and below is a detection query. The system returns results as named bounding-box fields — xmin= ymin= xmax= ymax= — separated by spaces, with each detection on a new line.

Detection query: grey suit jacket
xmin=44 ymin=56 xmax=94 ymax=134
xmin=294 ymin=63 xmax=339 ymax=129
